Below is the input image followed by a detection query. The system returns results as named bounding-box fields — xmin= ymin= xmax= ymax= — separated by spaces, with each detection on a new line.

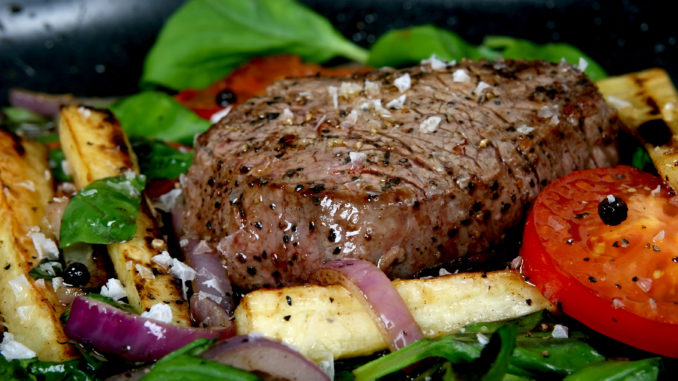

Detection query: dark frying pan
xmin=0 ymin=0 xmax=674 ymax=106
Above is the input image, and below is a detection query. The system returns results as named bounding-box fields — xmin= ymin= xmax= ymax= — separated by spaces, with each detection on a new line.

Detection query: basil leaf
xmin=367 ymin=25 xmax=606 ymax=81
xmin=367 ymin=25 xmax=489 ymax=68
xmin=563 ymin=358 xmax=661 ymax=381
xmin=131 ymin=138 xmax=193 ymax=180
xmin=141 ymin=0 xmax=368 ymax=90
xmin=478 ymin=324 xmax=517 ymax=381
xmin=59 ymin=174 xmax=146 ymax=248
xmin=0 ymin=357 xmax=37 ymax=381
xmin=510 ymin=337 xmax=605 ymax=376
xmin=48 ymin=148 xmax=73 ymax=182
xmin=28 ymin=259 xmax=63 ymax=281
xmin=110 ymin=92 xmax=210 ymax=145
xmin=482 ymin=36 xmax=607 ymax=81
xmin=144 ymin=339 xmax=261 ymax=381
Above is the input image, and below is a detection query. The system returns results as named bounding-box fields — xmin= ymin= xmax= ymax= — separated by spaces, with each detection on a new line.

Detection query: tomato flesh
xmin=175 ymin=55 xmax=367 ymax=120
xmin=520 ymin=165 xmax=678 ymax=357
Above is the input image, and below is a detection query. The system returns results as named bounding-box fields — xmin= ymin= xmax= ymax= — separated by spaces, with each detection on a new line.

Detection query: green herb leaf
xmin=143 ymin=339 xmax=261 ymax=381
xmin=48 ymin=148 xmax=73 ymax=182
xmin=478 ymin=324 xmax=517 ymax=381
xmin=465 ymin=311 xmax=544 ymax=334
xmin=131 ymin=138 xmax=193 ymax=179
xmin=1 ymin=107 xmax=57 ymax=142
xmin=86 ymin=293 xmax=137 ymax=315
xmin=59 ymin=173 xmax=146 ymax=248
xmin=631 ymin=146 xmax=654 ymax=172
xmin=141 ymin=0 xmax=368 ymax=91
xmin=28 ymin=259 xmax=63 ymax=281
xmin=110 ymin=92 xmax=210 ymax=146
xmin=352 ymin=333 xmax=481 ymax=380
xmin=563 ymin=357 xmax=661 ymax=381
xmin=510 ymin=336 xmax=605 ymax=376
xmin=366 ymin=25 xmax=606 ymax=81
xmin=0 ymin=356 xmax=37 ymax=381
xmin=482 ymin=36 xmax=607 ymax=81
xmin=366 ymin=25 xmax=488 ymax=68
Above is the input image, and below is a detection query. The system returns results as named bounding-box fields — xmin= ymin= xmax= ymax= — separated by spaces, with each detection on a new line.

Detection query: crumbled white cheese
xmin=280 ymin=107 xmax=294 ymax=123
xmin=364 ymin=80 xmax=381 ymax=97
xmin=421 ymin=54 xmax=448 ymax=71
xmin=552 ymin=324 xmax=569 ymax=338
xmin=452 ymin=69 xmax=470 ymax=82
xmin=152 ymin=250 xmax=173 ymax=269
xmin=517 ymin=124 xmax=535 ymax=134
xmin=394 ymin=73 xmax=411 ymax=92
xmin=386 ymin=94 xmax=406 ymax=109
xmin=349 ymin=152 xmax=366 ymax=163
xmin=77 ymin=106 xmax=91 ymax=119
xmin=153 ymin=188 xmax=182 ymax=212
xmin=339 ymin=81 xmax=362 ymax=97
xmin=17 ymin=305 xmax=35 ymax=322
xmin=577 ymin=57 xmax=588 ymax=72
xmin=29 ymin=230 xmax=59 ymax=260
xmin=8 ymin=274 xmax=30 ymax=298
xmin=135 ymin=264 xmax=155 ymax=280
xmin=476 ymin=333 xmax=489 ymax=345
xmin=438 ymin=267 xmax=452 ymax=276
xmin=328 ymin=86 xmax=338 ymax=109
xmin=141 ymin=303 xmax=173 ymax=323
xmin=169 ymin=258 xmax=196 ymax=299
xmin=197 ymin=290 xmax=223 ymax=304
xmin=606 ymin=96 xmax=631 ymax=109
xmin=0 ymin=333 xmax=36 ymax=360
xmin=51 ymin=277 xmax=63 ymax=293
xmin=143 ymin=320 xmax=167 ymax=340
xmin=419 ymin=116 xmax=442 ymax=133
xmin=16 ymin=180 xmax=35 ymax=192
xmin=209 ymin=106 xmax=232 ymax=124
xmin=473 ymin=81 xmax=491 ymax=95
xmin=100 ymin=278 xmax=127 ymax=301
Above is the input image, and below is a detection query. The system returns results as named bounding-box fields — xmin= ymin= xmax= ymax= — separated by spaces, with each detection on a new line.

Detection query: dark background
xmin=0 ymin=0 xmax=674 ymax=105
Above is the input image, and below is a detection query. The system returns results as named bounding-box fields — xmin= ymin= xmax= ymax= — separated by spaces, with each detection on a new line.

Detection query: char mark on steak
xmin=182 ymin=59 xmax=620 ymax=290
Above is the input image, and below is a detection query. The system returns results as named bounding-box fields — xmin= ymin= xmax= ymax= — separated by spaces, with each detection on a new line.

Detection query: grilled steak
xmin=182 ymin=59 xmax=620 ymax=290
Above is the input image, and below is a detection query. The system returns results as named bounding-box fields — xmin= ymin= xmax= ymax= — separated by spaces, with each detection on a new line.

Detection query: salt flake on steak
xmin=453 ymin=69 xmax=471 ymax=82
xmin=394 ymin=74 xmax=411 ymax=92
xmin=420 ymin=116 xmax=442 ymax=133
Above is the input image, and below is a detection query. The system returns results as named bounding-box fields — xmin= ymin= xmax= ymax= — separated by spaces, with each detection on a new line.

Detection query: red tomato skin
xmin=520 ymin=166 xmax=678 ymax=358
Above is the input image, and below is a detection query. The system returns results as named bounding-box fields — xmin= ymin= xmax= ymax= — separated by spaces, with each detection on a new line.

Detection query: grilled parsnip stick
xmin=58 ymin=105 xmax=190 ymax=325
xmin=235 ymin=270 xmax=552 ymax=362
xmin=0 ymin=130 xmax=78 ymax=361
xmin=596 ymin=68 xmax=678 ymax=189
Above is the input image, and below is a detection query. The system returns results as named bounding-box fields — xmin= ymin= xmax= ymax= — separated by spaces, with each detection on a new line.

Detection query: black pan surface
xmin=0 ymin=0 xmax=674 ymax=105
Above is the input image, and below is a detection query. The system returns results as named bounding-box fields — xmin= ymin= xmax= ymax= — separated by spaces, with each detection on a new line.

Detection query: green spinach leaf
xmin=366 ymin=25 xmax=488 ymax=68
xmin=367 ymin=25 xmax=606 ymax=81
xmin=110 ymin=92 xmax=210 ymax=146
xmin=141 ymin=0 xmax=368 ymax=90
xmin=131 ymin=138 xmax=193 ymax=180
xmin=142 ymin=339 xmax=261 ymax=381
xmin=59 ymin=173 xmax=146 ymax=248
xmin=482 ymin=36 xmax=607 ymax=81
xmin=564 ymin=357 xmax=661 ymax=381
xmin=48 ymin=148 xmax=73 ymax=182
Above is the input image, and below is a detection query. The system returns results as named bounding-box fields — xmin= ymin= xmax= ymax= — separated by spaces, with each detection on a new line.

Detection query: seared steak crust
xmin=183 ymin=59 xmax=620 ymax=290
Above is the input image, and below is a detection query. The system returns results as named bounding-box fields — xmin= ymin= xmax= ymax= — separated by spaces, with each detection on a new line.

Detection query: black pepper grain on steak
xmin=181 ymin=59 xmax=620 ymax=290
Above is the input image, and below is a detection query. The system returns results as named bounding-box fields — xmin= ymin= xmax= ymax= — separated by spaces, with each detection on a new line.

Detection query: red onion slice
xmin=64 ymin=296 xmax=234 ymax=361
xmin=203 ymin=335 xmax=330 ymax=381
xmin=311 ymin=259 xmax=423 ymax=351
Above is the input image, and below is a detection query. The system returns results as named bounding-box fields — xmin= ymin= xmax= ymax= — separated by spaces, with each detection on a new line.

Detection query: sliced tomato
xmin=520 ymin=165 xmax=678 ymax=358
xmin=175 ymin=55 xmax=368 ymax=120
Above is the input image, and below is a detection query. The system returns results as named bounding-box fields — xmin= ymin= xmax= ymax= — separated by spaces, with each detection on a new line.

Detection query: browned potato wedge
xmin=235 ymin=270 xmax=552 ymax=362
xmin=0 ymin=130 xmax=78 ymax=361
xmin=59 ymin=105 xmax=190 ymax=325
xmin=597 ymin=69 xmax=678 ymax=189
